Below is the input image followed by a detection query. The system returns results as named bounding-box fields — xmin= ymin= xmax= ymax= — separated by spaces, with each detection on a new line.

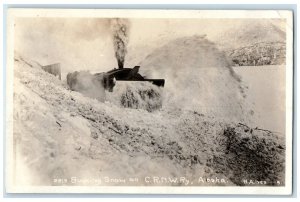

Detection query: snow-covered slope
xmin=12 ymin=53 xmax=285 ymax=186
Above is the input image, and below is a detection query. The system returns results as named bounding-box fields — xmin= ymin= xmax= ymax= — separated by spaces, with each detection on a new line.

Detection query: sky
xmin=14 ymin=18 xmax=286 ymax=76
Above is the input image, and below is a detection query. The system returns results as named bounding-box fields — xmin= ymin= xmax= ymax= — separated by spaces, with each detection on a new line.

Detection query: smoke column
xmin=110 ymin=18 xmax=130 ymax=69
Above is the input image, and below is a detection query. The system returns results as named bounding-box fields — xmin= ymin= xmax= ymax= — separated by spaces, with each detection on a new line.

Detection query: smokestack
xmin=111 ymin=18 xmax=130 ymax=69
xmin=117 ymin=60 xmax=124 ymax=69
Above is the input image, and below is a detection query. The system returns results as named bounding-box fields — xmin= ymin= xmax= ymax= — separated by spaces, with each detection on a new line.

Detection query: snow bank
xmin=139 ymin=35 xmax=253 ymax=123
xmin=13 ymin=77 xmax=93 ymax=185
xmin=214 ymin=124 xmax=285 ymax=185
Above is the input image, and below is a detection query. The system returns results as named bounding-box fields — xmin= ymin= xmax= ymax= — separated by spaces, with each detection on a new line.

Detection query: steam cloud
xmin=110 ymin=18 xmax=130 ymax=69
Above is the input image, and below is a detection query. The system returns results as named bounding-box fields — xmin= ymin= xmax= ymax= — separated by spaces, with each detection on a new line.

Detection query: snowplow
xmin=66 ymin=66 xmax=165 ymax=111
xmin=67 ymin=66 xmax=165 ymax=92
xmin=94 ymin=66 xmax=165 ymax=92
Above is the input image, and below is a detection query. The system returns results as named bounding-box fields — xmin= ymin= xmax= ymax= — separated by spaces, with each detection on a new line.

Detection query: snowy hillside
xmin=13 ymin=52 xmax=285 ymax=186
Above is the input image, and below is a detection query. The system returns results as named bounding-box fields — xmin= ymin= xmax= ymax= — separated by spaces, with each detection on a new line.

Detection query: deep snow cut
xmin=12 ymin=50 xmax=285 ymax=186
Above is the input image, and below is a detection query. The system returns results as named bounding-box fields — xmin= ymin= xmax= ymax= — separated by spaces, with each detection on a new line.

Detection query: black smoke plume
xmin=110 ymin=18 xmax=130 ymax=69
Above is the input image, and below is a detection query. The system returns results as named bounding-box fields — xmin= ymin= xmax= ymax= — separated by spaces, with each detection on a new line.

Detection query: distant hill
xmin=128 ymin=19 xmax=286 ymax=67
xmin=213 ymin=19 xmax=286 ymax=66
xmin=215 ymin=19 xmax=286 ymax=51
xmin=227 ymin=42 xmax=286 ymax=66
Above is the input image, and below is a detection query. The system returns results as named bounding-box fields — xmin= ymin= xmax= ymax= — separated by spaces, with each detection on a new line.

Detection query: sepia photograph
xmin=5 ymin=9 xmax=293 ymax=194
